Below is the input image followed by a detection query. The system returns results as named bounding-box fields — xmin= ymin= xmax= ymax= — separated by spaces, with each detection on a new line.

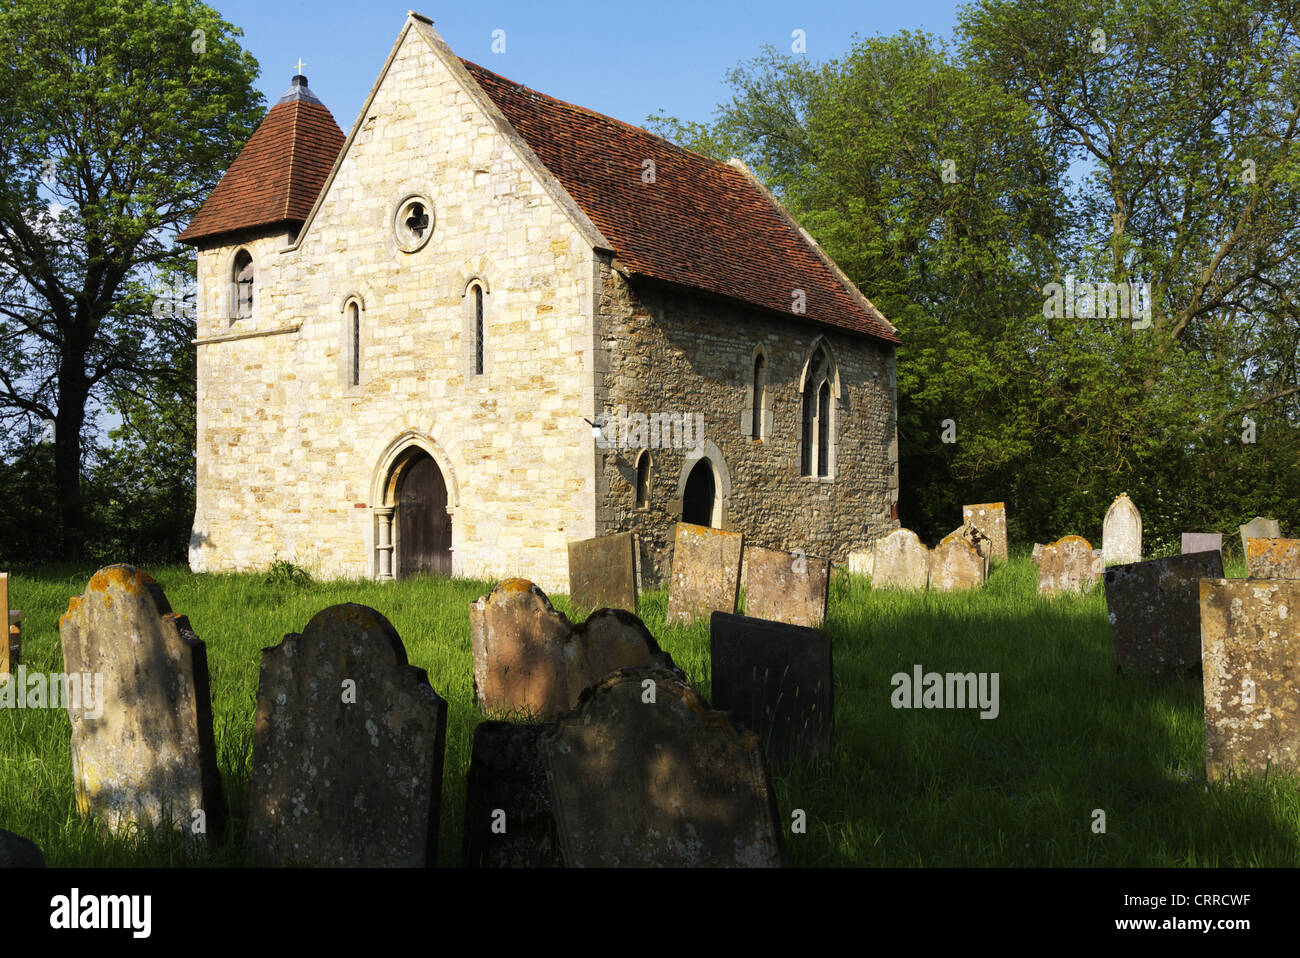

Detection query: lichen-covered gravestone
xmin=930 ymin=531 xmax=986 ymax=591
xmin=870 ymin=529 xmax=930 ymax=590
xmin=1201 ymin=579 xmax=1300 ymax=781
xmin=962 ymin=502 xmax=1008 ymax=562
xmin=1102 ymin=493 xmax=1142 ymax=565
xmin=470 ymin=579 xmax=666 ymax=718
xmin=0 ymin=828 xmax=45 ymax=867
xmin=710 ymin=611 xmax=832 ymax=769
xmin=567 ymin=532 xmax=637 ymax=612
xmin=1103 ymin=551 xmax=1223 ymax=676
xmin=1037 ymin=536 xmax=1102 ymax=597
xmin=741 ymin=545 xmax=830 ymax=627
xmin=0 ymin=572 xmax=19 ymax=676
xmin=1238 ymin=517 xmax=1281 ymax=558
xmin=462 ymin=722 xmax=563 ymax=868
xmin=59 ymin=565 xmax=225 ymax=840
xmin=540 ymin=666 xmax=784 ymax=867
xmin=248 ymin=604 xmax=448 ymax=866
xmin=1244 ymin=538 xmax=1300 ymax=579
xmin=666 ymin=522 xmax=743 ymax=625
xmin=1181 ymin=533 xmax=1223 ymax=556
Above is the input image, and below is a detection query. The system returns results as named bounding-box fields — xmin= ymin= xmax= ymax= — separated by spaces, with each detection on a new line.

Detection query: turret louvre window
xmin=232 ymin=249 xmax=253 ymax=319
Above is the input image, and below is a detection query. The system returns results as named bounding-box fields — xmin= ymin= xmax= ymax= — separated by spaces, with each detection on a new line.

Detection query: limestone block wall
xmin=594 ymin=261 xmax=899 ymax=586
xmin=190 ymin=28 xmax=598 ymax=594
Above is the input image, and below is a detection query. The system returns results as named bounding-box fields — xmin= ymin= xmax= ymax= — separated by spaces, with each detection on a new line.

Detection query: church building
xmin=179 ymin=11 xmax=900 ymax=593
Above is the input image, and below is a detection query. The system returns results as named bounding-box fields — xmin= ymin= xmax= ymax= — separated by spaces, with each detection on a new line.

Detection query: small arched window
xmin=350 ymin=301 xmax=361 ymax=386
xmin=232 ymin=249 xmax=253 ymax=320
xmin=635 ymin=450 xmax=652 ymax=508
xmin=801 ymin=344 xmax=834 ymax=478
xmin=473 ymin=283 xmax=484 ymax=376
xmin=751 ymin=353 xmax=766 ymax=440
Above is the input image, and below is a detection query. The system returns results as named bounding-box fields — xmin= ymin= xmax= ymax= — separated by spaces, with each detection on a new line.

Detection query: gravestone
xmin=0 ymin=828 xmax=44 ymax=867
xmin=710 ymin=612 xmax=832 ymax=769
xmin=1238 ymin=517 xmax=1281 ymax=557
xmin=847 ymin=549 xmax=874 ymax=578
xmin=870 ymin=529 xmax=930 ymax=590
xmin=0 ymin=573 xmax=18 ymax=675
xmin=1244 ymin=538 xmax=1300 ymax=579
xmin=462 ymin=722 xmax=563 ymax=868
xmin=1181 ymin=533 xmax=1223 ymax=557
xmin=1036 ymin=536 xmax=1101 ymax=597
xmin=742 ymin=545 xmax=830 ymax=627
xmin=666 ymin=522 xmax=743 ymax=626
xmin=59 ymin=565 xmax=225 ymax=839
xmin=568 ymin=532 xmax=637 ymax=612
xmin=1102 ymin=493 xmax=1142 ymax=565
xmin=1201 ymin=579 xmax=1300 ymax=781
xmin=1031 ymin=543 xmax=1044 ymax=566
xmin=962 ymin=502 xmax=1008 ymax=562
xmin=540 ymin=666 xmax=784 ymax=867
xmin=249 ymin=604 xmax=448 ymax=867
xmin=1103 ymin=551 xmax=1223 ymax=676
xmin=470 ymin=579 xmax=665 ymax=718
xmin=932 ymin=528 xmax=988 ymax=589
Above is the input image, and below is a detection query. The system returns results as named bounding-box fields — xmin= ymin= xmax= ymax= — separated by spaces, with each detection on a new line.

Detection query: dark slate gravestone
xmin=59 ymin=565 xmax=225 ymax=841
xmin=249 ymin=604 xmax=448 ymax=866
xmin=568 ymin=532 xmax=637 ymax=612
xmin=0 ymin=828 xmax=45 ymax=867
xmin=540 ymin=666 xmax=784 ymax=867
xmin=462 ymin=722 xmax=563 ymax=868
xmin=1201 ymin=579 xmax=1300 ymax=781
xmin=1103 ymin=551 xmax=1224 ymax=676
xmin=1181 ymin=532 xmax=1222 ymax=556
xmin=710 ymin=612 xmax=833 ymax=770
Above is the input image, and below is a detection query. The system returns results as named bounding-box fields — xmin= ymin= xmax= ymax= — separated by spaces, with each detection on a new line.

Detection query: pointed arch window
xmin=473 ymin=283 xmax=484 ymax=376
xmin=635 ymin=450 xmax=652 ymax=509
xmin=752 ymin=353 xmax=767 ymax=440
xmin=232 ymin=249 xmax=253 ymax=320
xmin=801 ymin=344 xmax=835 ymax=478
xmin=350 ymin=302 xmax=361 ymax=386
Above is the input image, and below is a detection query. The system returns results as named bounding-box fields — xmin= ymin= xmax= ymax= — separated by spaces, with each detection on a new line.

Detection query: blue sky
xmin=211 ymin=0 xmax=966 ymax=136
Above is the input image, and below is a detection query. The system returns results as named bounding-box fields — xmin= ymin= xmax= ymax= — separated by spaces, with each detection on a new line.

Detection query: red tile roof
xmin=178 ymin=86 xmax=345 ymax=246
xmin=461 ymin=59 xmax=897 ymax=344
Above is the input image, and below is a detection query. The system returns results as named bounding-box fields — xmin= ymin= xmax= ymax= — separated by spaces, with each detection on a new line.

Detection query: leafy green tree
xmin=0 ymin=0 xmax=263 ymax=557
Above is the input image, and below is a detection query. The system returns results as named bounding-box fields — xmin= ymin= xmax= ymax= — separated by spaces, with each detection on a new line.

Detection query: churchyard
xmin=4 ymin=524 xmax=1300 ymax=868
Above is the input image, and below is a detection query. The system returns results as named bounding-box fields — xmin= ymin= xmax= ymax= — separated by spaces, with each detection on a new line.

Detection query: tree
xmin=0 ymin=0 xmax=263 ymax=557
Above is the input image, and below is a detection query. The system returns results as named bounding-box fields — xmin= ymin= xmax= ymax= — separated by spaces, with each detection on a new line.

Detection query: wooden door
xmin=397 ymin=453 xmax=452 ymax=577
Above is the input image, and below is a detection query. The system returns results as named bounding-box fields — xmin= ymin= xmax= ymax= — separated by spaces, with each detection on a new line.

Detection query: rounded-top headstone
xmin=1102 ymin=493 xmax=1142 ymax=566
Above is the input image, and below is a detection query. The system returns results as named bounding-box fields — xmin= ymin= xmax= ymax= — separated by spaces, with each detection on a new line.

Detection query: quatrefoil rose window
xmin=394 ymin=196 xmax=434 ymax=252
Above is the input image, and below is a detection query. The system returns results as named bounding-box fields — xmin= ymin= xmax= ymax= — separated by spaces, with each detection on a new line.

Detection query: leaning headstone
xmin=1201 ymin=579 xmax=1300 ymax=781
xmin=1244 ymin=538 xmax=1300 ymax=579
xmin=710 ymin=612 xmax=832 ymax=769
xmin=1238 ymin=517 xmax=1281 ymax=557
xmin=462 ymin=722 xmax=563 ymax=868
xmin=59 ymin=565 xmax=225 ymax=839
xmin=0 ymin=828 xmax=44 ymax=867
xmin=742 ymin=545 xmax=830 ymax=627
xmin=470 ymin=579 xmax=665 ymax=718
xmin=929 ymin=535 xmax=986 ymax=591
xmin=1037 ymin=536 xmax=1101 ymax=597
xmin=568 ymin=532 xmax=637 ymax=612
xmin=666 ymin=522 xmax=743 ymax=626
xmin=541 ymin=666 xmax=784 ymax=867
xmin=1102 ymin=493 xmax=1142 ymax=565
xmin=847 ymin=548 xmax=874 ymax=579
xmin=1181 ymin=532 xmax=1223 ymax=557
xmin=0 ymin=573 xmax=18 ymax=675
xmin=962 ymin=502 xmax=1008 ymax=562
xmin=249 ymin=604 xmax=448 ymax=866
xmin=1103 ymin=551 xmax=1224 ymax=676
xmin=870 ymin=528 xmax=930 ymax=590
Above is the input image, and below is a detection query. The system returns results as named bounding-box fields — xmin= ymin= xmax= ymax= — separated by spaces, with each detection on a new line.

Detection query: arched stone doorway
xmin=681 ymin=458 xmax=716 ymax=527
xmin=381 ymin=448 xmax=452 ymax=578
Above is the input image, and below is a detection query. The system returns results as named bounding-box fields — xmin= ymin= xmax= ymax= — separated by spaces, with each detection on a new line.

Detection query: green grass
xmin=3 ymin=553 xmax=1297 ymax=866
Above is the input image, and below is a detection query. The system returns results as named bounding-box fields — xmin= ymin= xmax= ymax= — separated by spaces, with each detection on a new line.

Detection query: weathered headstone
xmin=462 ymin=722 xmax=563 ymax=868
xmin=1201 ymin=579 xmax=1300 ymax=781
xmin=870 ymin=529 xmax=930 ymax=590
xmin=540 ymin=666 xmax=784 ymax=867
xmin=847 ymin=549 xmax=874 ymax=578
xmin=1238 ymin=517 xmax=1281 ymax=557
xmin=1181 ymin=532 xmax=1223 ymax=557
xmin=1031 ymin=543 xmax=1044 ymax=566
xmin=568 ymin=532 xmax=637 ymax=612
xmin=666 ymin=522 xmax=743 ymax=626
xmin=962 ymin=502 xmax=1008 ymax=562
xmin=1244 ymin=538 xmax=1300 ymax=579
xmin=1036 ymin=536 xmax=1102 ymax=597
xmin=249 ymin=603 xmax=447 ymax=866
xmin=1102 ymin=493 xmax=1142 ymax=565
xmin=470 ymin=579 xmax=665 ymax=718
xmin=742 ymin=545 xmax=830 ymax=627
xmin=1103 ymin=551 xmax=1224 ymax=676
xmin=710 ymin=612 xmax=832 ymax=769
xmin=0 ymin=573 xmax=18 ymax=675
xmin=59 ymin=565 xmax=225 ymax=839
xmin=0 ymin=828 xmax=44 ymax=867
xmin=932 ymin=528 xmax=988 ymax=589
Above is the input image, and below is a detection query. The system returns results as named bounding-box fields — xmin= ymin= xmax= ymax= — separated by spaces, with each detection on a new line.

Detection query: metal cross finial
xmin=295 ymin=58 xmax=307 ymax=76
